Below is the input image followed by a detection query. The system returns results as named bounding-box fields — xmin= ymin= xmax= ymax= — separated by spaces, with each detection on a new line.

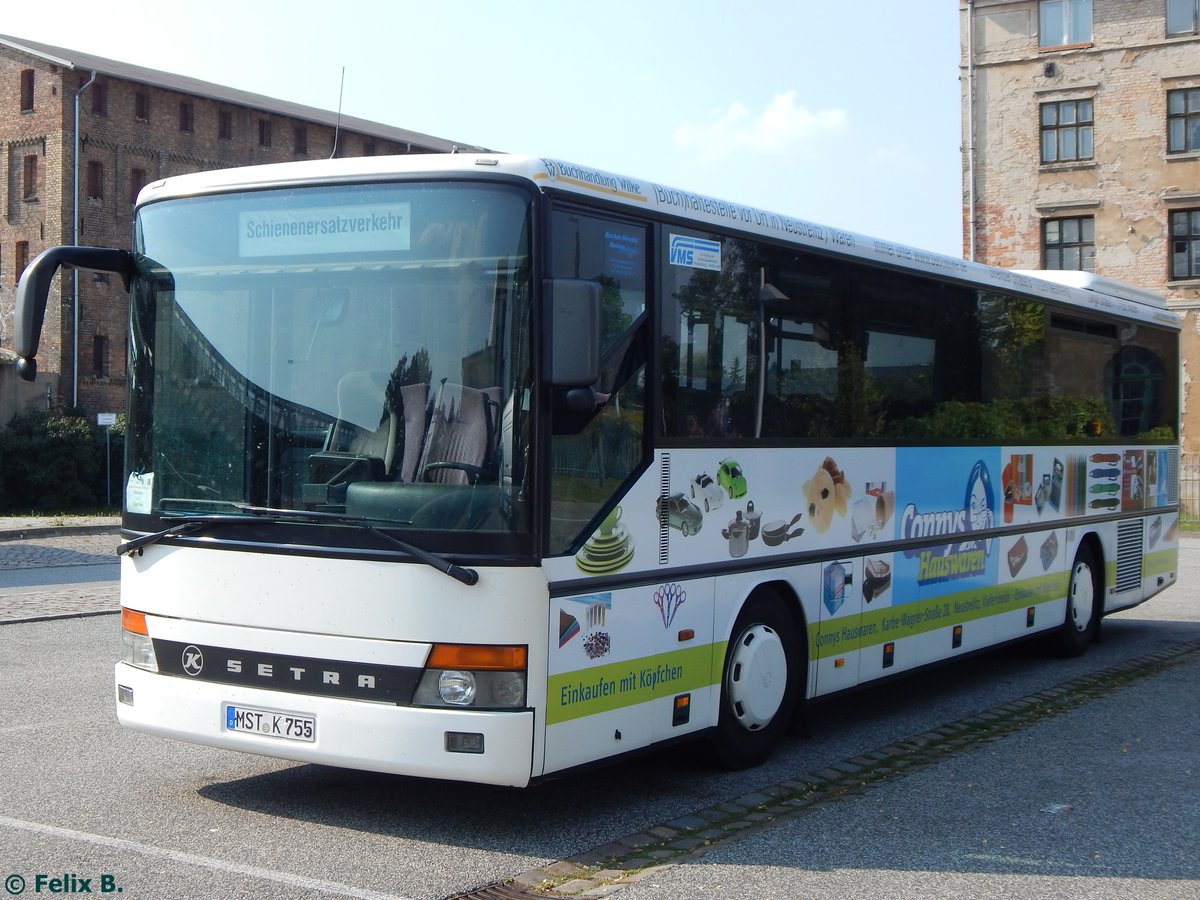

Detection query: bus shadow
xmin=197 ymin=617 xmax=1200 ymax=878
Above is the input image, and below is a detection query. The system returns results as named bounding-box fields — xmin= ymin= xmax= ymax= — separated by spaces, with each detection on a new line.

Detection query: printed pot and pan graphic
xmin=722 ymin=510 xmax=750 ymax=558
xmin=761 ymin=512 xmax=804 ymax=546
xmin=745 ymin=500 xmax=762 ymax=540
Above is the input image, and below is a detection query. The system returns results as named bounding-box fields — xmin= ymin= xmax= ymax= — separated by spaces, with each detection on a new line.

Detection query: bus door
xmin=544 ymin=578 xmax=716 ymax=773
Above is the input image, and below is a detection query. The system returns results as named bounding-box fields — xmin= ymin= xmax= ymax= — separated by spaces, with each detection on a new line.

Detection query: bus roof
xmin=138 ymin=153 xmax=1180 ymax=331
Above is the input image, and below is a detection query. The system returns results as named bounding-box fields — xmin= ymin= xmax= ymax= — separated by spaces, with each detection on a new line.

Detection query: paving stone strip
xmin=450 ymin=639 xmax=1200 ymax=899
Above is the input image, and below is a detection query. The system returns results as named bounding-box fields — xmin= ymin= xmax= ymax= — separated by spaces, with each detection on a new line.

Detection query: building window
xmin=1171 ymin=209 xmax=1200 ymax=279
xmin=15 ymin=242 xmax=30 ymax=285
xmin=20 ymin=69 xmax=35 ymax=112
xmin=258 ymin=119 xmax=272 ymax=147
xmin=134 ymin=91 xmax=149 ymax=121
xmin=1168 ymin=0 xmax=1200 ymax=35
xmin=93 ymin=335 xmax=108 ymax=378
xmin=1039 ymin=0 xmax=1092 ymax=47
xmin=1043 ymin=216 xmax=1096 ymax=271
xmin=179 ymin=101 xmax=194 ymax=133
xmin=87 ymin=160 xmax=104 ymax=200
xmin=1040 ymin=99 xmax=1093 ymax=163
xmin=363 ymin=139 xmax=376 ymax=156
xmin=218 ymin=110 xmax=233 ymax=140
xmin=91 ymin=82 xmax=107 ymax=116
xmin=293 ymin=126 xmax=307 ymax=155
xmin=129 ymin=167 xmax=147 ymax=206
xmin=22 ymin=155 xmax=38 ymax=200
xmin=1168 ymin=88 xmax=1200 ymax=153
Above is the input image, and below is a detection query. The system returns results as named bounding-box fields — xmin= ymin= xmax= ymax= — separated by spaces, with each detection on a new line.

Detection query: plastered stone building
xmin=0 ymin=35 xmax=477 ymax=421
xmin=960 ymin=0 xmax=1200 ymax=448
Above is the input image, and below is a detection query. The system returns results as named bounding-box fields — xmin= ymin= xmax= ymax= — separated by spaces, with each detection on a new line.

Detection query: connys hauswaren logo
xmin=899 ymin=460 xmax=995 ymax=586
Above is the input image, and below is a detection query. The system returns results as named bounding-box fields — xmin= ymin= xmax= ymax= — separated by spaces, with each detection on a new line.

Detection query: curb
xmin=0 ymin=524 xmax=121 ymax=543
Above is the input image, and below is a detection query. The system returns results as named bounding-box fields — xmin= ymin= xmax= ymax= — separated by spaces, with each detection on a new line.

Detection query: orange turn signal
xmin=121 ymin=607 xmax=149 ymax=636
xmin=427 ymin=644 xmax=527 ymax=671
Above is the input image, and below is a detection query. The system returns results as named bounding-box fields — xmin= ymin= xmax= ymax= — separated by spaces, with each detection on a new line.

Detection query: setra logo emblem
xmin=181 ymin=645 xmax=205 ymax=677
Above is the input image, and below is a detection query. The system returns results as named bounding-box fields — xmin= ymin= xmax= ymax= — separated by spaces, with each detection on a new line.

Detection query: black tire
xmin=1058 ymin=544 xmax=1101 ymax=657
xmin=711 ymin=591 xmax=802 ymax=769
xmin=680 ymin=521 xmax=690 ymax=537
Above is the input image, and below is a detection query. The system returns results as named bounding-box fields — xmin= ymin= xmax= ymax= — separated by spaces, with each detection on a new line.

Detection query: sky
xmin=3 ymin=0 xmax=965 ymax=256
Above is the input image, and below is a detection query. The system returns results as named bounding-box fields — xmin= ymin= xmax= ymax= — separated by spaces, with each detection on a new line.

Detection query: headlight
xmin=413 ymin=669 xmax=526 ymax=709
xmin=120 ymin=608 xmax=158 ymax=672
xmin=438 ymin=670 xmax=476 ymax=706
xmin=411 ymin=643 xmax=528 ymax=709
xmin=120 ymin=630 xmax=158 ymax=672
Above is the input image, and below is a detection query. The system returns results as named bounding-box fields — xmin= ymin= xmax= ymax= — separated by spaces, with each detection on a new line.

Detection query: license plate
xmin=225 ymin=704 xmax=316 ymax=742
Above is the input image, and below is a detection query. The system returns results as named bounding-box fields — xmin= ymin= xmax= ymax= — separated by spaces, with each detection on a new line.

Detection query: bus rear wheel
xmin=1058 ymin=545 xmax=1100 ymax=657
xmin=711 ymin=592 xmax=801 ymax=769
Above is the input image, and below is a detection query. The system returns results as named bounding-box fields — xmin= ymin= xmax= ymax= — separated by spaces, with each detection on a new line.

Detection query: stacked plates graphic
xmin=575 ymin=524 xmax=635 ymax=575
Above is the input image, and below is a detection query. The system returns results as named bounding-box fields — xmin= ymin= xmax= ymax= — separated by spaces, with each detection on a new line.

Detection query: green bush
xmin=0 ymin=409 xmax=124 ymax=513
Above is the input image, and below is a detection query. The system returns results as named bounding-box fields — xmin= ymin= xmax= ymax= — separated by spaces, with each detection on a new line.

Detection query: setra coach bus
xmin=13 ymin=154 xmax=1179 ymax=786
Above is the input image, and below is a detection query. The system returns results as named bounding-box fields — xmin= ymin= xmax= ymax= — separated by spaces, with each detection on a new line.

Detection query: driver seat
xmin=416 ymin=381 xmax=501 ymax=485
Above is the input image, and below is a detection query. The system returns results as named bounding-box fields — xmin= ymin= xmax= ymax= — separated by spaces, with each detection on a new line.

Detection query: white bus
xmin=14 ymin=154 xmax=1180 ymax=786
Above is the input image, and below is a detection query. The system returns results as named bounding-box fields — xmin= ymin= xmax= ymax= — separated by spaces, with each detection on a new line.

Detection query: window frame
xmin=1039 ymin=0 xmax=1093 ymax=47
xmin=15 ymin=241 xmax=30 ymax=285
xmin=86 ymin=160 xmax=104 ymax=201
xmin=1170 ymin=208 xmax=1200 ymax=280
xmin=1042 ymin=216 xmax=1096 ymax=272
xmin=129 ymin=167 xmax=148 ymax=207
xmin=179 ymin=101 xmax=194 ymax=133
xmin=20 ymin=69 xmax=34 ymax=112
xmin=22 ymin=155 xmax=38 ymax=201
xmin=93 ymin=334 xmax=109 ymax=378
xmin=1040 ymin=98 xmax=1094 ymax=164
xmin=1167 ymin=0 xmax=1200 ymax=35
xmin=1167 ymin=87 xmax=1200 ymax=154
xmin=90 ymin=81 xmax=107 ymax=117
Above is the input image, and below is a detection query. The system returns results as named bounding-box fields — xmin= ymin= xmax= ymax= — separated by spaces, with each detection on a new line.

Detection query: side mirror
xmin=544 ymin=278 xmax=600 ymax=387
xmin=15 ymin=246 xmax=134 ymax=381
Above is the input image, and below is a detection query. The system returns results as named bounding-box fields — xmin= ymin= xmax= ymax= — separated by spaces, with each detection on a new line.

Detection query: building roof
xmin=0 ymin=34 xmax=486 ymax=153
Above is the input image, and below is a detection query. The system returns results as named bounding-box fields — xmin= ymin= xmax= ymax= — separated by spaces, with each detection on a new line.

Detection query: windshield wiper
xmin=118 ymin=507 xmax=480 ymax=586
xmin=117 ymin=515 xmax=268 ymax=556
xmin=237 ymin=505 xmax=480 ymax=587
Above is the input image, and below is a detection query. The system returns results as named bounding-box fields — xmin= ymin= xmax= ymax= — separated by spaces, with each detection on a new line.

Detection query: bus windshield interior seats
xmin=417 ymin=381 xmax=501 ymax=485
xmin=331 ymin=371 xmax=398 ymax=473
xmin=393 ymin=382 xmax=432 ymax=483
xmin=304 ymin=371 xmax=398 ymax=504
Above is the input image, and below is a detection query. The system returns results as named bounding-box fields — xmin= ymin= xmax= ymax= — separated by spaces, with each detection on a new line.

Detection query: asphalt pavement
xmin=0 ymin=523 xmax=1197 ymax=898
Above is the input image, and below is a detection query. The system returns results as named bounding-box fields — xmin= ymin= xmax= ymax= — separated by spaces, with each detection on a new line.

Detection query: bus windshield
xmin=126 ymin=181 xmax=534 ymax=552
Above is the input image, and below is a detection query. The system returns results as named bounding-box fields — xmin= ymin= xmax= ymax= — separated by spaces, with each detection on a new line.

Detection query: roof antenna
xmin=330 ymin=66 xmax=345 ymax=159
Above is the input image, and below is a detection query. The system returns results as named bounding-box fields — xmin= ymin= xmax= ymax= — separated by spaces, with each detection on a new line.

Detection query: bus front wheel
xmin=711 ymin=592 xmax=801 ymax=769
xmin=1058 ymin=545 xmax=1100 ymax=657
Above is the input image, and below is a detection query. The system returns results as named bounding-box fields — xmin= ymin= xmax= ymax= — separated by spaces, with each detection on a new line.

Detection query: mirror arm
xmin=15 ymin=247 xmax=135 ymax=382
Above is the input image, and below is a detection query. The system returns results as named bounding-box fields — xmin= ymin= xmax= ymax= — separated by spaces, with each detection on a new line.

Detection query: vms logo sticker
xmin=669 ymin=234 xmax=722 ymax=271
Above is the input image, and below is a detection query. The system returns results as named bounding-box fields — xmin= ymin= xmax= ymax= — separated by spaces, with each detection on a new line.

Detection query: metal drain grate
xmin=444 ymin=882 xmax=548 ymax=900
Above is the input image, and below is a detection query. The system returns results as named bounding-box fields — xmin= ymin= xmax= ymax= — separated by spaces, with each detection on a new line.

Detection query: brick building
xmin=0 ymin=34 xmax=478 ymax=420
xmin=960 ymin=0 xmax=1200 ymax=448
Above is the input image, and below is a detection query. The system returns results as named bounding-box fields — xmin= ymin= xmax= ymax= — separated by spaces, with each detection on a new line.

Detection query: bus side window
xmin=661 ymin=233 xmax=758 ymax=439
